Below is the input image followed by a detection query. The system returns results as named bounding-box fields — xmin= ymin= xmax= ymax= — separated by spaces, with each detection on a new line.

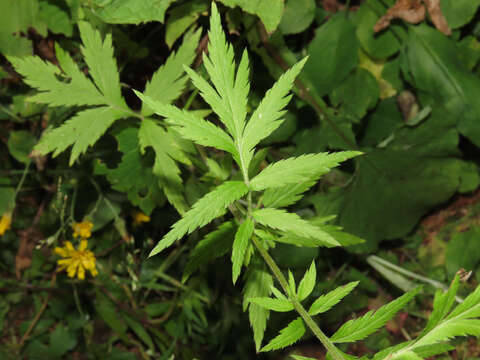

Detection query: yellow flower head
xmin=0 ymin=213 xmax=12 ymax=236
xmin=54 ymin=240 xmax=98 ymax=280
xmin=72 ymin=221 xmax=93 ymax=239
xmin=132 ymin=211 xmax=150 ymax=226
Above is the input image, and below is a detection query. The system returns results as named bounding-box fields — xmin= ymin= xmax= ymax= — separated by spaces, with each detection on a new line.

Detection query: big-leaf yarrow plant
xmin=9 ymin=3 xmax=480 ymax=359
xmin=138 ymin=4 xmax=480 ymax=360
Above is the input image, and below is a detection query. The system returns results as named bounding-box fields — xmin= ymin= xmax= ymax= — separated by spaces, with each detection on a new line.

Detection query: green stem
xmin=251 ymin=237 xmax=345 ymax=360
xmin=73 ymin=283 xmax=84 ymax=316
xmin=14 ymin=160 xmax=31 ymax=201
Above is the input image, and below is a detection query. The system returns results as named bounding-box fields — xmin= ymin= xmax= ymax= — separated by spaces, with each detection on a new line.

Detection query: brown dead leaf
xmin=322 ymin=0 xmax=343 ymax=12
xmin=423 ymin=0 xmax=451 ymax=35
xmin=321 ymin=0 xmax=359 ymax=13
xmin=15 ymin=199 xmax=47 ymax=278
xmin=374 ymin=0 xmax=425 ymax=33
xmin=374 ymin=0 xmax=451 ymax=36
xmin=15 ymin=229 xmax=37 ymax=278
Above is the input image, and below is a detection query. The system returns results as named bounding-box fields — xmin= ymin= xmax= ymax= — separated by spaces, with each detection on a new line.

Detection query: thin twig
xmin=19 ymin=274 xmax=56 ymax=347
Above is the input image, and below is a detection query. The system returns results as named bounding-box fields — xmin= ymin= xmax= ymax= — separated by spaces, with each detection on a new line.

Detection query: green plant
xmin=4 ymin=0 xmax=480 ymax=359
xmin=135 ymin=4 xmax=480 ymax=359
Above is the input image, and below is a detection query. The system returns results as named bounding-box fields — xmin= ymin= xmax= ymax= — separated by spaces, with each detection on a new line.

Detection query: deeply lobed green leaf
xmin=232 ymin=218 xmax=255 ymax=284
xmin=261 ymin=317 xmax=305 ymax=352
xmin=252 ymin=208 xmax=340 ymax=247
xmin=250 ymin=151 xmax=361 ymax=191
xmin=149 ymin=181 xmax=249 ymax=256
xmin=330 ymin=287 xmax=421 ymax=343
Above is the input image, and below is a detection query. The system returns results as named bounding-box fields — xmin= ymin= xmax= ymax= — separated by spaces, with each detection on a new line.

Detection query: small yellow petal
xmin=79 ymin=239 xmax=88 ymax=251
xmin=77 ymin=266 xmax=85 ymax=280
xmin=72 ymin=221 xmax=94 ymax=239
xmin=132 ymin=211 xmax=150 ymax=226
xmin=54 ymin=247 xmax=68 ymax=257
xmin=54 ymin=239 xmax=98 ymax=280
xmin=0 ymin=213 xmax=12 ymax=236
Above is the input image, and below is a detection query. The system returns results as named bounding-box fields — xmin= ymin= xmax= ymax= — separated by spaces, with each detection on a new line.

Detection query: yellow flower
xmin=132 ymin=211 xmax=150 ymax=226
xmin=0 ymin=213 xmax=12 ymax=236
xmin=54 ymin=240 xmax=98 ymax=280
xmin=72 ymin=221 xmax=93 ymax=239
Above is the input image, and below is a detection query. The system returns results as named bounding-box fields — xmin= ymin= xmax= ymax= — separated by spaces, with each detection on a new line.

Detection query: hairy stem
xmin=251 ymin=237 xmax=345 ymax=360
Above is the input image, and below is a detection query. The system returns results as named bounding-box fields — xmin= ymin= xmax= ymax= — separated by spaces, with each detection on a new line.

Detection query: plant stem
xmin=251 ymin=237 xmax=346 ymax=360
xmin=14 ymin=160 xmax=31 ymax=201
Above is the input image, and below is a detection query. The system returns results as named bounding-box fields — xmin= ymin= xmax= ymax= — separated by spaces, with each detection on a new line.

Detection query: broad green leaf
xmin=92 ymin=0 xmax=175 ymax=24
xmin=243 ymin=260 xmax=273 ymax=352
xmin=329 ymin=69 xmax=379 ymax=121
xmin=354 ymin=3 xmax=400 ymax=59
xmin=34 ymin=107 xmax=124 ymax=165
xmin=248 ymin=297 xmax=294 ymax=312
xmin=7 ymin=130 xmax=35 ymax=164
xmin=165 ymin=0 xmax=208 ymax=48
xmin=0 ymin=0 xmax=42 ymax=56
xmin=49 ymin=324 xmax=77 ymax=358
xmin=361 ymin=97 xmax=403 ymax=147
xmin=303 ymin=13 xmax=359 ymax=96
xmin=253 ymin=208 xmax=340 ymax=247
xmin=297 ymin=261 xmax=316 ymax=301
xmin=149 ymin=181 xmax=249 ymax=256
xmin=232 ymin=218 xmax=254 ymax=284
xmin=39 ymin=2 xmax=73 ymax=36
xmin=291 ymin=356 xmax=317 ymax=360
xmin=309 ymin=281 xmax=359 ymax=316
xmin=445 ymin=228 xmax=480 ymax=278
xmin=218 ymin=0 xmax=284 ymax=33
xmin=139 ymin=119 xmax=188 ymax=214
xmin=183 ymin=221 xmax=235 ymax=282
xmin=441 ymin=0 xmax=480 ymax=29
xmin=250 ymin=151 xmax=360 ymax=191
xmin=241 ymin=58 xmax=307 ymax=167
xmin=404 ymin=25 xmax=480 ymax=147
xmin=135 ymin=91 xmax=236 ymax=155
xmin=262 ymin=182 xmax=315 ymax=208
xmin=95 ymin=127 xmax=165 ymax=215
xmin=261 ymin=317 xmax=305 ymax=352
xmin=331 ymin=287 xmax=421 ymax=343
xmin=279 ymin=0 xmax=315 ymax=35
xmin=79 ymin=22 xmax=125 ymax=108
xmin=142 ymin=29 xmax=201 ymax=116
xmin=313 ymin=106 xmax=472 ymax=251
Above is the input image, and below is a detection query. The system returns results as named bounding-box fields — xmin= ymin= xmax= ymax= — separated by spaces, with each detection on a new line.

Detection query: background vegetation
xmin=1 ymin=0 xmax=480 ymax=359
